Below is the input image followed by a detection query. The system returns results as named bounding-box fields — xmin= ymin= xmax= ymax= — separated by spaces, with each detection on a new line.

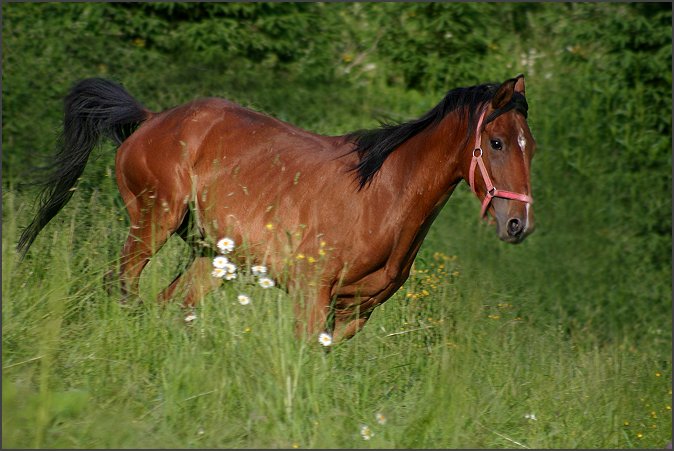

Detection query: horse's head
xmin=467 ymin=75 xmax=535 ymax=244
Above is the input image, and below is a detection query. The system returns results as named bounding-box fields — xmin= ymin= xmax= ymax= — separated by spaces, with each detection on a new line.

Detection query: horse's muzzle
xmin=497 ymin=214 xmax=534 ymax=243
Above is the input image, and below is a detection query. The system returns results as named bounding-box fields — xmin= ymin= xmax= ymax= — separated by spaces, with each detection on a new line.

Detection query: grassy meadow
xmin=3 ymin=186 xmax=671 ymax=449
xmin=2 ymin=3 xmax=671 ymax=449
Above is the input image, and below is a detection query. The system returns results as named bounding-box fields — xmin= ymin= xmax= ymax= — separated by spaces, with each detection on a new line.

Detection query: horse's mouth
xmin=495 ymin=218 xmax=534 ymax=244
xmin=498 ymin=232 xmax=528 ymax=244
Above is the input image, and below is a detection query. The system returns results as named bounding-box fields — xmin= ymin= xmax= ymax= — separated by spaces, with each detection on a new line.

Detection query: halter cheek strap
xmin=468 ymin=110 xmax=533 ymax=219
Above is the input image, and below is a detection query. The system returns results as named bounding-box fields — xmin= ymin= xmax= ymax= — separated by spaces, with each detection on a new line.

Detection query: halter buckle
xmin=473 ymin=148 xmax=483 ymax=158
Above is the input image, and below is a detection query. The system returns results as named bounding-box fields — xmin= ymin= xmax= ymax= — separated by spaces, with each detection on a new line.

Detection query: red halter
xmin=468 ymin=109 xmax=533 ymax=219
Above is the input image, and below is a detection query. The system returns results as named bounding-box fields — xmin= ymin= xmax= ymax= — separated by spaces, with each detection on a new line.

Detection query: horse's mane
xmin=346 ymin=83 xmax=528 ymax=189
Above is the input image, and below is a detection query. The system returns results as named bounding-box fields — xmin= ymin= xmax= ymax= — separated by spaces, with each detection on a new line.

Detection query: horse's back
xmin=122 ymin=97 xmax=350 ymax=169
xmin=116 ymin=97 xmax=351 ymax=193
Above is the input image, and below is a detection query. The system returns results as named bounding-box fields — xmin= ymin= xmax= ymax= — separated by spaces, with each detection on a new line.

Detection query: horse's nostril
xmin=507 ymin=218 xmax=523 ymax=237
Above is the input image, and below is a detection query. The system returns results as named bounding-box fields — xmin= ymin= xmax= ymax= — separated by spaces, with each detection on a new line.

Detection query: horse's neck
xmin=379 ymin=111 xmax=469 ymax=221
xmin=352 ymin=111 xmax=469 ymax=279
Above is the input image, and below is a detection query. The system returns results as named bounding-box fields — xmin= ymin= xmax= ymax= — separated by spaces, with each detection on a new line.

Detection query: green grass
xmin=2 ymin=187 xmax=671 ymax=449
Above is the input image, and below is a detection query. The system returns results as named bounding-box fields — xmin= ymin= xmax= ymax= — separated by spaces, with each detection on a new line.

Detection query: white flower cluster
xmin=359 ymin=424 xmax=374 ymax=441
xmin=211 ymin=237 xmax=237 ymax=280
xmin=358 ymin=413 xmax=386 ymax=441
xmin=251 ymin=263 xmax=275 ymax=288
xmin=211 ymin=254 xmax=237 ymax=281
xmin=211 ymin=237 xmax=276 ymax=290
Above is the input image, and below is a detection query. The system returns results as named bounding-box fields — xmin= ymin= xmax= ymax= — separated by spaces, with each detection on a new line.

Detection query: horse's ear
xmin=514 ymin=74 xmax=525 ymax=95
xmin=491 ymin=74 xmax=525 ymax=109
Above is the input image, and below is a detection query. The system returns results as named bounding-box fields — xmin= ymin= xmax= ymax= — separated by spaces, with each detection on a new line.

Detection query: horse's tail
xmin=17 ymin=78 xmax=150 ymax=258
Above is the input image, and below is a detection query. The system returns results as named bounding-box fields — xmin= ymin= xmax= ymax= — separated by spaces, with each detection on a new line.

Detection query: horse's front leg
xmin=333 ymin=312 xmax=372 ymax=342
xmin=158 ymin=256 xmax=223 ymax=307
xmin=290 ymin=282 xmax=334 ymax=342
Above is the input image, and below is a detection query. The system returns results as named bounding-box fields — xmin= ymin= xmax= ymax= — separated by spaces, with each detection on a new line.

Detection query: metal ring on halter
xmin=473 ymin=148 xmax=482 ymax=158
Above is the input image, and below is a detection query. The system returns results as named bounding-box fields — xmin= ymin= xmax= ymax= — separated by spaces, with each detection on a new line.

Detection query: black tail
xmin=16 ymin=78 xmax=149 ymax=258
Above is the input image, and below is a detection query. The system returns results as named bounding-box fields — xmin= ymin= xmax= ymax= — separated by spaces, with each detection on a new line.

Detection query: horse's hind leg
xmin=117 ymin=195 xmax=186 ymax=303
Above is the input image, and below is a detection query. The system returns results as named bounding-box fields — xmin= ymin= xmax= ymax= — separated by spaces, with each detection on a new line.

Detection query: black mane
xmin=346 ymin=83 xmax=528 ymax=188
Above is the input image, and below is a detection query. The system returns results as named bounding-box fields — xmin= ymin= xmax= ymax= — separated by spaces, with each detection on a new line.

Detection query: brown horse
xmin=18 ymin=75 xmax=535 ymax=342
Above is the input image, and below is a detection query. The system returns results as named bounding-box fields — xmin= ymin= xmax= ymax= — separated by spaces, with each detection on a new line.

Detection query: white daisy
xmin=524 ymin=413 xmax=537 ymax=421
xmin=237 ymin=294 xmax=251 ymax=305
xmin=184 ymin=313 xmax=197 ymax=323
xmin=375 ymin=412 xmax=387 ymax=425
xmin=318 ymin=332 xmax=332 ymax=347
xmin=251 ymin=265 xmax=267 ymax=276
xmin=212 ymin=255 xmax=229 ymax=269
xmin=359 ymin=424 xmax=374 ymax=440
xmin=258 ymin=276 xmax=275 ymax=289
xmin=216 ymin=237 xmax=235 ymax=253
xmin=211 ymin=267 xmax=226 ymax=278
xmin=224 ymin=272 xmax=237 ymax=281
xmin=223 ymin=262 xmax=237 ymax=274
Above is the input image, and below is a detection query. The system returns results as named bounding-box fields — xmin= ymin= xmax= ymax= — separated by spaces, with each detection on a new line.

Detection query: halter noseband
xmin=468 ymin=109 xmax=533 ymax=219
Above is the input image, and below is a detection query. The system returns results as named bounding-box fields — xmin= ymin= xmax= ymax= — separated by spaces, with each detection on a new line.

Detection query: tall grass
xmin=3 ymin=182 xmax=671 ymax=448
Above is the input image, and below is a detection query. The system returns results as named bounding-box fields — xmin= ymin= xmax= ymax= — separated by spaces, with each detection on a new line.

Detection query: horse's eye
xmin=490 ymin=139 xmax=503 ymax=151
